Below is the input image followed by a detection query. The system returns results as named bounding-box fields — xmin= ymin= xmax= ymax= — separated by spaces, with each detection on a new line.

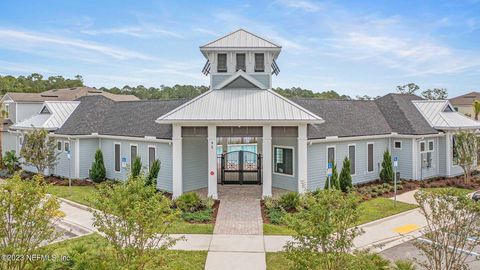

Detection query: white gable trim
xmin=215 ymin=70 xmax=266 ymax=89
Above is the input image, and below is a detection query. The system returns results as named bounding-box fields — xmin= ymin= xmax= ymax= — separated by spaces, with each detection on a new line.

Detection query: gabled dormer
xmin=200 ymin=29 xmax=281 ymax=90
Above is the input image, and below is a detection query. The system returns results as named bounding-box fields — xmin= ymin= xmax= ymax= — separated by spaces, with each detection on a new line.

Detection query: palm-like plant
xmin=0 ymin=104 xmax=9 ymax=167
xmin=473 ymin=100 xmax=480 ymax=120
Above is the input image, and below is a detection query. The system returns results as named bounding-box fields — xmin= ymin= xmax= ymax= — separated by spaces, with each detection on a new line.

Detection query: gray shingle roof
xmin=375 ymin=94 xmax=438 ymax=135
xmin=293 ymin=99 xmax=392 ymax=139
xmin=56 ymin=93 xmax=439 ymax=140
xmin=55 ymin=96 xmax=188 ymax=139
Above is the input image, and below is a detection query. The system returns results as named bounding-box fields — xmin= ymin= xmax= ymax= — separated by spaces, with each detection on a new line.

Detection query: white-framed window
xmin=114 ymin=142 xmax=121 ymax=172
xmin=254 ymin=53 xmax=265 ymax=72
xmin=217 ymin=53 xmax=227 ymax=72
xmin=130 ymin=144 xmax=138 ymax=168
xmin=148 ymin=145 xmax=156 ymax=169
xmin=274 ymin=146 xmax=294 ymax=176
xmin=64 ymin=141 xmax=70 ymax=153
xmin=452 ymin=135 xmax=458 ymax=165
xmin=348 ymin=144 xmax=356 ymax=175
xmin=367 ymin=142 xmax=374 ymax=172
xmin=420 ymin=141 xmax=426 ymax=153
xmin=394 ymin=141 xmax=402 ymax=149
xmin=236 ymin=53 xmax=246 ymax=71
xmin=327 ymin=146 xmax=335 ymax=168
xmin=421 ymin=140 xmax=434 ymax=169
xmin=57 ymin=140 xmax=62 ymax=151
xmin=4 ymin=103 xmax=9 ymax=118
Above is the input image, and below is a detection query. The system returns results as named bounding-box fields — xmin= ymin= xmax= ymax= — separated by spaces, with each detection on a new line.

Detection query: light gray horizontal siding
xmin=79 ymin=138 xmax=99 ymax=179
xmin=100 ymin=139 xmax=173 ymax=192
xmin=2 ymin=132 xmax=17 ymax=155
xmin=415 ymin=138 xmax=440 ymax=180
xmin=182 ymin=137 xmax=208 ymax=192
xmin=272 ymin=137 xmax=298 ymax=192
xmin=53 ymin=139 xmax=76 ymax=178
xmin=391 ymin=138 xmax=413 ymax=180
xmin=308 ymin=138 xmax=389 ymax=190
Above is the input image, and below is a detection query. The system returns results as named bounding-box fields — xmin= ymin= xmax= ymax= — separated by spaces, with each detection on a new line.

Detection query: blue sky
xmin=0 ymin=0 xmax=479 ymax=98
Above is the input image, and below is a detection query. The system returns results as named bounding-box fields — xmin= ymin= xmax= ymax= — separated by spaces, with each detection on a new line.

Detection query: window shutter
xmin=217 ymin=54 xmax=227 ymax=72
xmin=255 ymin=53 xmax=265 ymax=72
xmin=236 ymin=53 xmax=246 ymax=71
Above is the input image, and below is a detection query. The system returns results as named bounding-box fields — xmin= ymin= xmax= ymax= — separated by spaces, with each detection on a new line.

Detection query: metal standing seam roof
xmin=12 ymin=101 xmax=79 ymax=130
xmin=156 ymin=89 xmax=323 ymax=123
xmin=200 ymin=29 xmax=281 ymax=48
xmin=413 ymin=100 xmax=480 ymax=129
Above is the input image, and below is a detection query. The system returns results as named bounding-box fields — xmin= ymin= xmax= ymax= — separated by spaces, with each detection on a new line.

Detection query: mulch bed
xmin=260 ymin=200 xmax=269 ymax=224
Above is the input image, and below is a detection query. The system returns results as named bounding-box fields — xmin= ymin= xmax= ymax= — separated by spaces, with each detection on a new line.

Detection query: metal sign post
xmin=327 ymin=162 xmax=333 ymax=189
xmin=393 ymin=156 xmax=398 ymax=207
xmin=67 ymin=150 xmax=71 ymax=189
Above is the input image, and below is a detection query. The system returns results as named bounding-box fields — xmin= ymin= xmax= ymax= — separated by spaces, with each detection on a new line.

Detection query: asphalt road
xmin=381 ymin=239 xmax=480 ymax=269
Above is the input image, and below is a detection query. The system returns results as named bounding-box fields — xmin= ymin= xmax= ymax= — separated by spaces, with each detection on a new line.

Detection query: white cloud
xmin=0 ymin=28 xmax=156 ymax=61
xmin=275 ymin=0 xmax=322 ymax=12
xmin=81 ymin=25 xmax=183 ymax=39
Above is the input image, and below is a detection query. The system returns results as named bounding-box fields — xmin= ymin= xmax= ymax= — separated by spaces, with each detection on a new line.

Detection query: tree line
xmin=0 ymin=73 xmax=452 ymax=101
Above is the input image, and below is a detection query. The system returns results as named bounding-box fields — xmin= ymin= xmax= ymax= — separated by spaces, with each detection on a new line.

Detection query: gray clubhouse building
xmin=2 ymin=29 xmax=479 ymax=198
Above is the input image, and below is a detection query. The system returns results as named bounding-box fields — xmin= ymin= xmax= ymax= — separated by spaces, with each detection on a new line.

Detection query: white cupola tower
xmin=200 ymin=29 xmax=281 ymax=90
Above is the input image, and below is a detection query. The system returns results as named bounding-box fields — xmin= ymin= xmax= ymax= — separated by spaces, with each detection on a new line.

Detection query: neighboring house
xmin=450 ymin=91 xmax=480 ymax=118
xmin=0 ymin=87 xmax=138 ymax=124
xmin=3 ymin=29 xmax=480 ymax=199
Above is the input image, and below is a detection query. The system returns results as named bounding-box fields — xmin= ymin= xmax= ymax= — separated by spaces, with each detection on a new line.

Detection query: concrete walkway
xmin=58 ymin=189 xmax=429 ymax=270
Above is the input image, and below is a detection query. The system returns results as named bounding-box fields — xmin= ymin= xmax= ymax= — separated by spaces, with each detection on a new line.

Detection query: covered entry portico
xmin=156 ymin=86 xmax=324 ymax=199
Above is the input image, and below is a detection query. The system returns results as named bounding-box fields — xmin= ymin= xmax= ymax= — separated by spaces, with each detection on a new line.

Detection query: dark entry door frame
xmin=220 ymin=150 xmax=262 ymax=185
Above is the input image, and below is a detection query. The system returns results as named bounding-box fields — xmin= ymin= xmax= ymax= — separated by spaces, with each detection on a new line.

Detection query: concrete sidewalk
xmin=58 ymin=193 xmax=427 ymax=270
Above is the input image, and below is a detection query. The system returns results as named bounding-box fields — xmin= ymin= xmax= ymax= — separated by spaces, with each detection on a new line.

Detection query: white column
xmin=207 ymin=125 xmax=218 ymax=199
xmin=172 ymin=124 xmax=183 ymax=198
xmin=446 ymin=133 xmax=451 ymax=177
xmin=298 ymin=124 xmax=308 ymax=193
xmin=262 ymin=125 xmax=272 ymax=197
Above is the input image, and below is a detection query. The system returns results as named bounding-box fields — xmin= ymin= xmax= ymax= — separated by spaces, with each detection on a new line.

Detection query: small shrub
xmin=339 ymin=157 xmax=353 ymax=192
xmin=380 ymin=150 xmax=394 ymax=183
xmin=174 ymin=192 xmax=204 ymax=212
xmin=267 ymin=208 xmax=285 ymax=224
xmin=278 ymin=192 xmax=301 ymax=211
xmin=131 ymin=156 xmax=142 ymax=177
xmin=89 ymin=149 xmax=106 ymax=183
xmin=3 ymin=150 xmax=19 ymax=174
xmin=393 ymin=260 xmax=417 ymax=270
xmin=181 ymin=208 xmax=212 ymax=223
xmin=146 ymin=159 xmax=160 ymax=187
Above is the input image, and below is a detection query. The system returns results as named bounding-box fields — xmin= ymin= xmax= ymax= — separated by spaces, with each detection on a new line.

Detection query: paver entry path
xmin=213 ymin=185 xmax=263 ymax=235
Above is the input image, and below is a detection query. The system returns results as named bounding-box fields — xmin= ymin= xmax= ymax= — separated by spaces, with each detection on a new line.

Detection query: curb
xmin=358 ymin=207 xmax=421 ymax=228
xmin=58 ymin=197 xmax=94 ymax=211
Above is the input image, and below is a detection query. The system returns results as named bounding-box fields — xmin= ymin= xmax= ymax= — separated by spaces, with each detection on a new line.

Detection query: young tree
xmin=19 ymin=128 xmax=59 ymax=174
xmin=324 ymin=162 xmax=339 ymax=189
xmin=131 ymin=156 xmax=142 ymax=177
xmin=0 ymin=174 xmax=62 ymax=270
xmin=473 ymin=100 xmax=480 ymax=120
xmin=339 ymin=157 xmax=352 ymax=192
xmin=397 ymin=83 xmax=420 ymax=95
xmin=91 ymin=175 xmax=181 ymax=269
xmin=283 ymin=189 xmax=363 ymax=270
xmin=89 ymin=149 xmax=106 ymax=183
xmin=453 ymin=131 xmax=478 ymax=183
xmin=421 ymin=88 xmax=448 ymax=100
xmin=414 ymin=189 xmax=480 ymax=270
xmin=146 ymin=159 xmax=161 ymax=188
xmin=380 ymin=150 xmax=394 ymax=183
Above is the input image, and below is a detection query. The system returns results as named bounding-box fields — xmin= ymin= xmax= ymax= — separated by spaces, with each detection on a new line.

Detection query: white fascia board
xmin=308 ymin=132 xmax=444 ymax=144
xmin=155 ymin=119 xmax=324 ymax=126
xmin=49 ymin=133 xmax=172 ymax=143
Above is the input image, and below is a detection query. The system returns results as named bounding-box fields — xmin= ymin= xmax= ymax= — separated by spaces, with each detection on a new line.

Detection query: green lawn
xmin=41 ymin=233 xmax=207 ymax=270
xmin=266 ymin=252 xmax=291 ymax=270
xmin=422 ymin=187 xmax=473 ymax=196
xmin=47 ymin=185 xmax=97 ymax=208
xmin=264 ymin=197 xmax=418 ymax=235
xmin=47 ymin=185 xmax=214 ymax=234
